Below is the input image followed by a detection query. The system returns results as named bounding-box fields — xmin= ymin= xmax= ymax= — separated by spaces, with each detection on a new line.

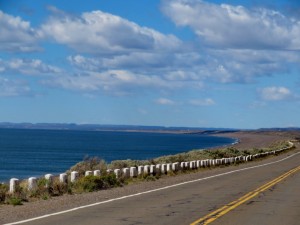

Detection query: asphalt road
xmin=8 ymin=150 xmax=300 ymax=225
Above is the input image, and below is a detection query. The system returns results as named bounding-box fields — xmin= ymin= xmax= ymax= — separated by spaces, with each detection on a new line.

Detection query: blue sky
xmin=1 ymin=0 xmax=300 ymax=129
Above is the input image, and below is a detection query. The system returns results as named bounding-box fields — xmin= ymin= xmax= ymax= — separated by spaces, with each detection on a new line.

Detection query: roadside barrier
xmin=8 ymin=141 xmax=295 ymax=193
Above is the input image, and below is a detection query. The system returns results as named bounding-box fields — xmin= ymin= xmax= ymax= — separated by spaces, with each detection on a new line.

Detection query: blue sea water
xmin=0 ymin=128 xmax=236 ymax=182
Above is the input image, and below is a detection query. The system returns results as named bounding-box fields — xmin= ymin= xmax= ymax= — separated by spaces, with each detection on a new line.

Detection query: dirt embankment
xmin=217 ymin=131 xmax=295 ymax=150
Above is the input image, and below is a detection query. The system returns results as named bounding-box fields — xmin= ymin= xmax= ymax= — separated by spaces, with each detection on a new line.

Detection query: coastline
xmin=1 ymin=131 xmax=298 ymax=224
xmin=213 ymin=131 xmax=292 ymax=150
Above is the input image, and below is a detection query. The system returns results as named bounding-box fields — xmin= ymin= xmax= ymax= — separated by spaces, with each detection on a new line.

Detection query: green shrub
xmin=72 ymin=174 xmax=120 ymax=193
xmin=0 ymin=183 xmax=8 ymax=203
xmin=7 ymin=196 xmax=23 ymax=206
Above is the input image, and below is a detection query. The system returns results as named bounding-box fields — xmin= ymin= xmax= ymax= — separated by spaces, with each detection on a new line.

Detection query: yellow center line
xmin=190 ymin=165 xmax=300 ymax=225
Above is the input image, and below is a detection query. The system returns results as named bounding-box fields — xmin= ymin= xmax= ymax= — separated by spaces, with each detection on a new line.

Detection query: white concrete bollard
xmin=211 ymin=160 xmax=216 ymax=167
xmin=114 ymin=169 xmax=121 ymax=178
xmin=93 ymin=170 xmax=101 ymax=176
xmin=71 ymin=171 xmax=79 ymax=182
xmin=200 ymin=160 xmax=205 ymax=167
xmin=130 ymin=167 xmax=137 ymax=177
xmin=172 ymin=162 xmax=179 ymax=171
xmin=45 ymin=174 xmax=54 ymax=187
xmin=221 ymin=158 xmax=225 ymax=165
xmin=166 ymin=163 xmax=172 ymax=172
xmin=9 ymin=178 xmax=19 ymax=193
xmin=207 ymin=159 xmax=211 ymax=167
xmin=184 ymin=162 xmax=189 ymax=169
xmin=28 ymin=177 xmax=37 ymax=191
xmin=59 ymin=173 xmax=68 ymax=184
xmin=192 ymin=161 xmax=196 ymax=169
xmin=150 ymin=165 xmax=156 ymax=175
xmin=161 ymin=164 xmax=167 ymax=174
xmin=138 ymin=166 xmax=144 ymax=175
xmin=85 ymin=171 xmax=93 ymax=176
xmin=144 ymin=165 xmax=150 ymax=175
xmin=196 ymin=160 xmax=201 ymax=168
xmin=155 ymin=164 xmax=161 ymax=175
xmin=122 ymin=168 xmax=130 ymax=178
xmin=180 ymin=162 xmax=185 ymax=170
xmin=106 ymin=169 xmax=113 ymax=174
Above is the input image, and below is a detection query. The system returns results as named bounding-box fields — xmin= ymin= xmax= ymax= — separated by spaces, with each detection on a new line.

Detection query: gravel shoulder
xmin=1 ymin=131 xmax=298 ymax=224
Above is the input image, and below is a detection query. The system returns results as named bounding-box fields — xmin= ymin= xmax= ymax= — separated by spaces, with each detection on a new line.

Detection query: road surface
xmin=5 ymin=148 xmax=300 ymax=225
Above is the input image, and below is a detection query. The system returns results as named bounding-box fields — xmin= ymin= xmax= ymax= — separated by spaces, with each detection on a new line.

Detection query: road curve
xmin=5 ymin=149 xmax=300 ymax=225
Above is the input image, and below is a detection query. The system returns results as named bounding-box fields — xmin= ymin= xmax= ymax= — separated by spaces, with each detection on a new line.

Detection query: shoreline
xmin=1 ymin=131 xmax=298 ymax=224
xmin=0 ymin=131 xmax=290 ymax=183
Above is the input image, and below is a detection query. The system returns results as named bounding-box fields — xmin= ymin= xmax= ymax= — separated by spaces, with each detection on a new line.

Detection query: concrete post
xmin=180 ymin=162 xmax=185 ymax=170
xmin=93 ymin=170 xmax=101 ymax=176
xmin=122 ymin=168 xmax=130 ymax=178
xmin=155 ymin=164 xmax=161 ymax=175
xmin=59 ymin=173 xmax=68 ymax=184
xmin=172 ymin=162 xmax=179 ymax=171
xmin=9 ymin=178 xmax=19 ymax=193
xmin=144 ymin=165 xmax=150 ymax=175
xmin=189 ymin=161 xmax=193 ymax=169
xmin=138 ymin=166 xmax=144 ymax=175
xmin=114 ymin=169 xmax=121 ymax=178
xmin=106 ymin=169 xmax=113 ymax=174
xmin=45 ymin=174 xmax=54 ymax=187
xmin=150 ymin=165 xmax=156 ymax=175
xmin=161 ymin=164 xmax=167 ymax=174
xmin=85 ymin=171 xmax=93 ymax=176
xmin=184 ymin=162 xmax=189 ymax=169
xmin=130 ymin=167 xmax=137 ymax=177
xmin=166 ymin=163 xmax=172 ymax=172
xmin=71 ymin=171 xmax=79 ymax=183
xmin=28 ymin=177 xmax=37 ymax=191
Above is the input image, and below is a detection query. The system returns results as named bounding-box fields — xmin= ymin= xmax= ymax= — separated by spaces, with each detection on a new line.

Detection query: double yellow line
xmin=190 ymin=165 xmax=300 ymax=225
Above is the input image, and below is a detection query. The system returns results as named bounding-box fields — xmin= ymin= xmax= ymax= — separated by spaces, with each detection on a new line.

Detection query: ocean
xmin=0 ymin=128 xmax=236 ymax=182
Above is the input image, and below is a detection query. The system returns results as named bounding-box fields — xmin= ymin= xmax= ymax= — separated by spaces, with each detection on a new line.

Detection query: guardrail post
xmin=45 ymin=174 xmax=54 ymax=187
xmin=85 ymin=171 xmax=93 ymax=176
xmin=59 ymin=173 xmax=68 ymax=184
xmin=130 ymin=167 xmax=137 ymax=177
xmin=93 ymin=170 xmax=101 ymax=176
xmin=122 ymin=168 xmax=130 ymax=178
xmin=71 ymin=171 xmax=79 ymax=182
xmin=9 ymin=178 xmax=19 ymax=193
xmin=28 ymin=177 xmax=37 ymax=191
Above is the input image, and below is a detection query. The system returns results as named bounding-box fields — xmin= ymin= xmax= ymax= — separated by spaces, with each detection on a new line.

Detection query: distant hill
xmin=0 ymin=122 xmax=240 ymax=133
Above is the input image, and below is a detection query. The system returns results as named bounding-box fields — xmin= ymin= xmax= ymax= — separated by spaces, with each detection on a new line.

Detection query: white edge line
xmin=4 ymin=152 xmax=300 ymax=225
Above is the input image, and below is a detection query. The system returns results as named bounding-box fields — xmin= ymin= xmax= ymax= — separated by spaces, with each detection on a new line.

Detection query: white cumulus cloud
xmin=0 ymin=58 xmax=62 ymax=75
xmin=155 ymin=98 xmax=176 ymax=105
xmin=0 ymin=10 xmax=41 ymax=52
xmin=259 ymin=86 xmax=293 ymax=101
xmin=42 ymin=8 xmax=181 ymax=54
xmin=162 ymin=0 xmax=300 ymax=50
xmin=189 ymin=98 xmax=215 ymax=106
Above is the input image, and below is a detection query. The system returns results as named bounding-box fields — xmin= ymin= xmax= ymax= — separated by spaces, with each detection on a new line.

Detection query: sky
xmin=0 ymin=0 xmax=300 ymax=129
